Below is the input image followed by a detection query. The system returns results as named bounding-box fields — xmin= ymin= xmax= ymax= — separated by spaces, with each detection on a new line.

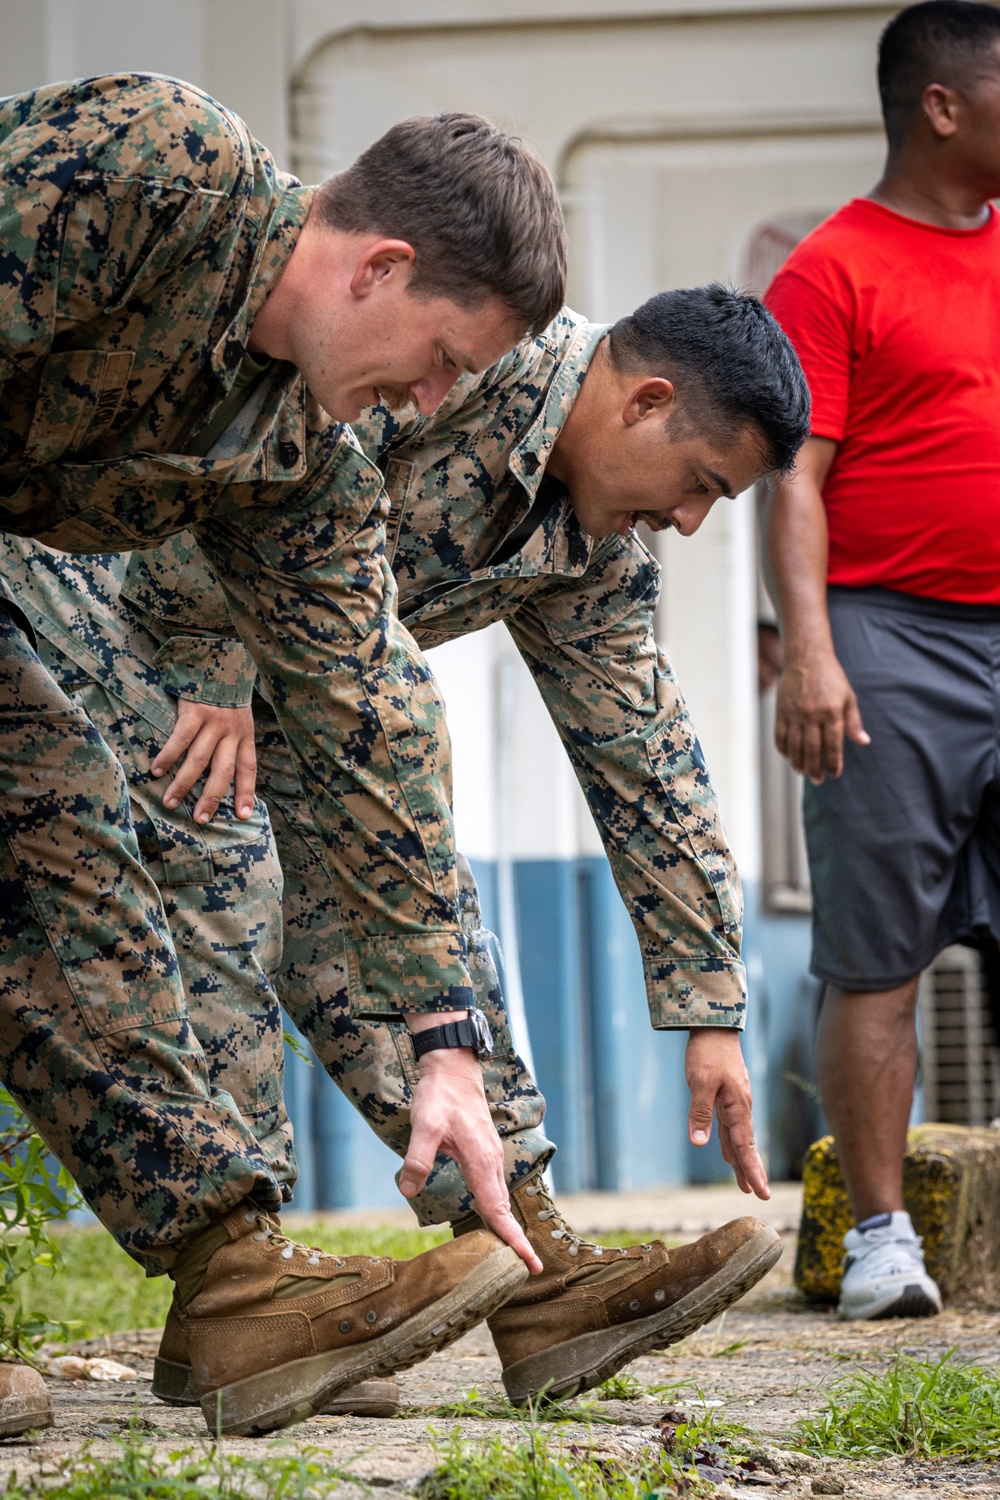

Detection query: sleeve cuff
xmin=643 ymin=955 xmax=748 ymax=1030
xmin=154 ymin=635 xmax=257 ymax=708
xmin=345 ymin=931 xmax=475 ymax=1020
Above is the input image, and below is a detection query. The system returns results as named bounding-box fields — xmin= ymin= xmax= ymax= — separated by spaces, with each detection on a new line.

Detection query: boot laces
xmin=525 ymin=1180 xmax=632 ymax=1259
xmin=243 ymin=1210 xmax=360 ymax=1269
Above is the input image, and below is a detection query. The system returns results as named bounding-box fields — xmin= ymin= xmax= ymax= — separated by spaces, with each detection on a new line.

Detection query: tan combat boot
xmin=175 ymin=1206 xmax=526 ymax=1435
xmin=153 ymin=1292 xmax=400 ymax=1416
xmin=481 ymin=1171 xmax=781 ymax=1403
xmin=0 ymin=1363 xmax=53 ymax=1437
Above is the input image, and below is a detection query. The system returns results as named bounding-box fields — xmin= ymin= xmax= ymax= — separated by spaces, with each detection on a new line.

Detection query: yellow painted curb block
xmin=794 ymin=1124 xmax=1000 ymax=1308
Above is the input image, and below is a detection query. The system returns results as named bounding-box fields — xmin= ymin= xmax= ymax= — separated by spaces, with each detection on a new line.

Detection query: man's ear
xmin=349 ymin=239 xmax=417 ymax=299
xmin=622 ymin=377 xmax=675 ymax=428
xmin=922 ymin=82 xmax=961 ymax=140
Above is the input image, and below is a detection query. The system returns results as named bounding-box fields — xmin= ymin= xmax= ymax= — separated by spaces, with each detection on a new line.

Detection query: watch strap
xmin=412 ymin=1017 xmax=480 ymax=1059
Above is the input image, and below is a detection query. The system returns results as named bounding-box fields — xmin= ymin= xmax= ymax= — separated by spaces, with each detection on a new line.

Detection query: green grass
xmin=416 ymin=1425 xmax=705 ymax=1499
xmin=0 ymin=1415 xmax=706 ymax=1500
xmin=795 ymin=1350 xmax=1000 ymax=1461
xmin=0 ymin=1423 xmax=360 ymax=1498
xmin=25 ymin=1223 xmax=661 ymax=1342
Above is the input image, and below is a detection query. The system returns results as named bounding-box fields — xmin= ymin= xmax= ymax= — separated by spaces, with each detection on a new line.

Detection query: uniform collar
xmin=508 ymin=320 xmax=608 ymax=501
xmin=210 ymin=182 xmax=315 ymax=383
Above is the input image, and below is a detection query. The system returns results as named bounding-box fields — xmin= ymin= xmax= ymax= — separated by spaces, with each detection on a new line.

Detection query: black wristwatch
xmin=412 ymin=1007 xmax=494 ymax=1061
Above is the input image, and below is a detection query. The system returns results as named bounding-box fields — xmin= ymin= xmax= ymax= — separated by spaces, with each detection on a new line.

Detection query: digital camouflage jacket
xmin=126 ymin=310 xmax=748 ymax=1029
xmin=0 ymin=73 xmax=477 ymax=1019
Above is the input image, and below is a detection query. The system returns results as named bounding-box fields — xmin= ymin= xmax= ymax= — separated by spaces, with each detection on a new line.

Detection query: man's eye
xmin=693 ymin=477 xmax=710 ymax=495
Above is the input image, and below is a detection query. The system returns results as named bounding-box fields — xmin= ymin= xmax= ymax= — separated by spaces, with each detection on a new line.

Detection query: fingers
xmin=844 ymin=693 xmax=871 ymax=750
xmin=464 ymin=1147 xmax=542 ymax=1273
xmin=686 ymin=1030 xmax=770 ymax=1202
xmin=150 ymin=717 xmax=198 ymax=780
xmin=687 ymin=1082 xmax=715 ymax=1150
xmin=398 ymin=1116 xmax=440 ymax=1200
xmin=152 ymin=702 xmax=257 ymax=822
xmin=402 ymin=1059 xmax=542 ymax=1272
xmin=191 ymin=738 xmax=237 ymax=824
xmin=162 ymin=728 xmax=216 ymax=812
xmin=720 ymin=1120 xmax=771 ymax=1200
xmin=233 ymin=737 xmax=258 ymax=820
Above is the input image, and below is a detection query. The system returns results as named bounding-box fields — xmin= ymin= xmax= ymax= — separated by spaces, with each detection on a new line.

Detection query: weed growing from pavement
xmin=416 ymin=1423 xmax=710 ymax=1498
xmin=424 ymin=1387 xmax=620 ymax=1423
xmin=0 ymin=1421 xmax=360 ymax=1498
xmin=794 ymin=1350 xmax=1000 ymax=1460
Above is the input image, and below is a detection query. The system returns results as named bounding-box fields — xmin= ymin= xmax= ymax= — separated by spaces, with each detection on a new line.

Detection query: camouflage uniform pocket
xmin=646 ymin=711 xmax=743 ymax=938
xmin=24 ymin=349 xmax=134 ymax=465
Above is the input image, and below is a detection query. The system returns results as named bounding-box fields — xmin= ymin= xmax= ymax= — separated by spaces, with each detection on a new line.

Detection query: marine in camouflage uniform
xmin=0 ymin=74 xmax=489 ymax=1265
xmin=123 ymin=305 xmax=748 ymax=1223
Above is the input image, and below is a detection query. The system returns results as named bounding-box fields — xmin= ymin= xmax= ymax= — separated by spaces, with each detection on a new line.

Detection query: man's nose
xmin=671 ymin=498 xmax=715 ymax=536
xmin=413 ymin=368 xmax=461 ymax=416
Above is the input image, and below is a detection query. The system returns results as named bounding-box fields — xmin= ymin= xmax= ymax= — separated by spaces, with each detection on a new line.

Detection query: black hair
xmin=607 ymin=285 xmax=811 ymax=476
xmin=878 ymin=1 xmax=1000 ymax=151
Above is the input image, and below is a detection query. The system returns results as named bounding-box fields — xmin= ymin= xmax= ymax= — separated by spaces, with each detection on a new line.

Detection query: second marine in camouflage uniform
xmin=124 ymin=306 xmax=749 ymax=1222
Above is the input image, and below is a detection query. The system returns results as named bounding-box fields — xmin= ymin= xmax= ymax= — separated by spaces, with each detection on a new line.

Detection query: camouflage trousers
xmin=254 ymin=698 xmax=555 ymax=1224
xmin=0 ymin=605 xmax=282 ymax=1271
xmin=34 ymin=635 xmax=296 ymax=1194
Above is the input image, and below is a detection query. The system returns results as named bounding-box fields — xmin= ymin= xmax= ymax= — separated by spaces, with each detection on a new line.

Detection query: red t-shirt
xmin=765 ymin=197 xmax=1000 ymax=604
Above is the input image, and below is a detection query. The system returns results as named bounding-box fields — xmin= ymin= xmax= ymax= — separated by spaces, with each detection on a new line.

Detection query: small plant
xmin=0 ymin=1419 xmax=359 ymax=1497
xmin=425 ymin=1387 xmax=618 ymax=1425
xmin=0 ymin=1089 xmax=83 ymax=1362
xmin=794 ymin=1350 xmax=1000 ymax=1460
xmin=416 ymin=1424 xmax=708 ymax=1499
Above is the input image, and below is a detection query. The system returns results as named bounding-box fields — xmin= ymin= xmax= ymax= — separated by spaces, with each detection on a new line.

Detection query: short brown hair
xmin=314 ymin=113 xmax=566 ymax=335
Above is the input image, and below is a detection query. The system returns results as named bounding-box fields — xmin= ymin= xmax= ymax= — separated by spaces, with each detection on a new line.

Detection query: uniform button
xmin=339 ymin=1320 xmax=351 ymax=1333
xmin=279 ymin=439 xmax=300 ymax=468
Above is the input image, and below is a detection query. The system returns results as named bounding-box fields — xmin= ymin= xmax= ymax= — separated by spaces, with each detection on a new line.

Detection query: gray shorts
xmin=805 ymin=586 xmax=1000 ymax=992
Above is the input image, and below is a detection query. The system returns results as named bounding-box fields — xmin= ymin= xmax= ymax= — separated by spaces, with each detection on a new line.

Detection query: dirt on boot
xmin=486 ymin=1173 xmax=781 ymax=1402
xmin=152 ymin=1291 xmax=399 ymax=1415
xmin=177 ymin=1207 xmax=526 ymax=1436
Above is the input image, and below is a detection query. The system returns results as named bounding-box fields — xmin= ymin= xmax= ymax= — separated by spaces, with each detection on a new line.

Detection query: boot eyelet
xmin=281 ymin=1246 xmax=294 ymax=1260
xmin=307 ymin=1253 xmax=320 ymax=1266
xmin=253 ymin=1232 xmax=268 ymax=1242
xmin=655 ymin=1290 xmax=666 ymax=1302
xmin=629 ymin=1299 xmax=640 ymax=1311
xmin=365 ymin=1310 xmax=377 ymax=1324
xmin=592 ymin=1248 xmax=603 ymax=1256
xmin=243 ymin=1211 xmax=256 ymax=1225
xmin=339 ymin=1321 xmax=351 ymax=1333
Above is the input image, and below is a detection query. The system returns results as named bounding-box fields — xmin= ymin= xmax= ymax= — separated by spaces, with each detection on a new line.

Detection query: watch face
xmin=470 ymin=1009 xmax=494 ymax=1058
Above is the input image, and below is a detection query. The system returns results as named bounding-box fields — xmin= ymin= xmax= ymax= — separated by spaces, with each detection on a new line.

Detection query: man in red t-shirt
xmin=765 ymin=0 xmax=1000 ymax=1320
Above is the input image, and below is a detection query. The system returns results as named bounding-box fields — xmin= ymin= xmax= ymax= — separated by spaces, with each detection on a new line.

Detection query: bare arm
xmin=766 ymin=436 xmax=869 ymax=783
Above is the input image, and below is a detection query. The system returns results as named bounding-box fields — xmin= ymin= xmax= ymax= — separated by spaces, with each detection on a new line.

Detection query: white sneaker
xmin=837 ymin=1212 xmax=942 ymax=1321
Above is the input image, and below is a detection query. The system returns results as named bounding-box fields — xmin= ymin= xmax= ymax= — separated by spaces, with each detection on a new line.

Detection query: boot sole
xmin=199 ymin=1243 xmax=528 ymax=1436
xmin=152 ymin=1356 xmax=199 ymax=1407
xmin=153 ymin=1357 xmax=400 ymax=1416
xmin=502 ymin=1223 xmax=783 ymax=1405
xmin=0 ymin=1400 xmax=54 ymax=1437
